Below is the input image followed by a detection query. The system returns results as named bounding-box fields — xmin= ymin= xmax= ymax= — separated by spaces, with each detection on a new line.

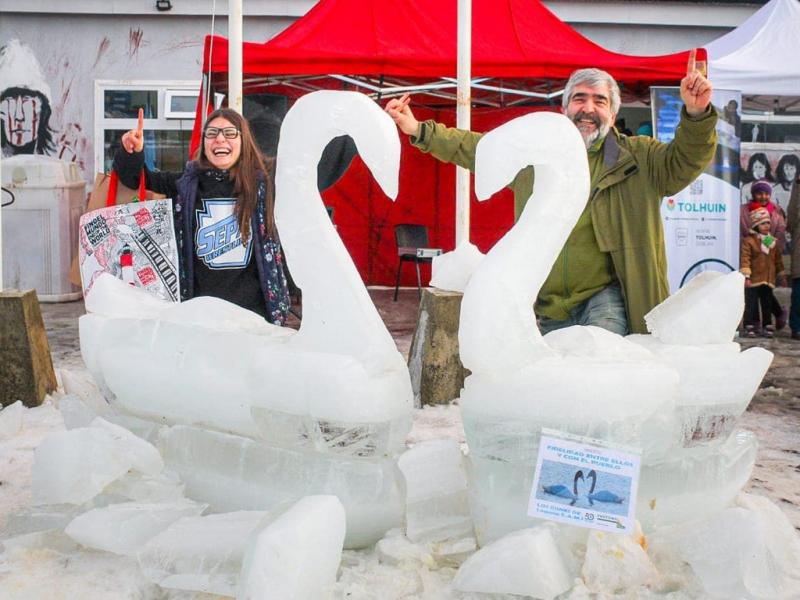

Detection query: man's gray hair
xmin=562 ymin=68 xmax=621 ymax=115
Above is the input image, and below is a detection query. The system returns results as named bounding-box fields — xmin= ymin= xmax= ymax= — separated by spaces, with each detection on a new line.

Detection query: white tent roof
xmin=706 ymin=0 xmax=800 ymax=96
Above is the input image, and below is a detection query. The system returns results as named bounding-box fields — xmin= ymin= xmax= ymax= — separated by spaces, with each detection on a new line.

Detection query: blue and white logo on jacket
xmin=195 ymin=199 xmax=252 ymax=269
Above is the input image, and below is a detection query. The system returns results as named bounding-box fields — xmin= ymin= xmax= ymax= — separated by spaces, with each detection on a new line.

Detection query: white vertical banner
xmin=652 ymin=87 xmax=741 ymax=291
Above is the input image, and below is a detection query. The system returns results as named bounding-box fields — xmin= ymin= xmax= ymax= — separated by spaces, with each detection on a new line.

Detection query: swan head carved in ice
xmin=80 ymin=91 xmax=412 ymax=448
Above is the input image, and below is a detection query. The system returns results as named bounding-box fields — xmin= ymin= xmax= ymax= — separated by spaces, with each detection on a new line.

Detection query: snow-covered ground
xmin=1 ymin=293 xmax=798 ymax=599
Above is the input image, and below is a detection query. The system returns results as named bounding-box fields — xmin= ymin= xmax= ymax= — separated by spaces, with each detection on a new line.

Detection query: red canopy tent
xmin=192 ymin=0 xmax=703 ymax=286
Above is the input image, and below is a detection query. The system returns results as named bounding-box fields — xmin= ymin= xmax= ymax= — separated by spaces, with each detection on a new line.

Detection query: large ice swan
xmin=79 ymin=91 xmax=412 ymax=547
xmin=456 ymin=112 xmax=772 ymax=544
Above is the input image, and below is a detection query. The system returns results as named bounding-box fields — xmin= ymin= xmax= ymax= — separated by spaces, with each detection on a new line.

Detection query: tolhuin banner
xmin=652 ymin=87 xmax=741 ymax=291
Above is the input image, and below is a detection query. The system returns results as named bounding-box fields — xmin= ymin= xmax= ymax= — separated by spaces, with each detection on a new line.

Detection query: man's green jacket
xmin=411 ymin=107 xmax=718 ymax=333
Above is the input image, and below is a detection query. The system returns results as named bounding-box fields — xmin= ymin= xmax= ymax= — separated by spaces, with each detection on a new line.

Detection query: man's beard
xmin=571 ymin=111 xmax=611 ymax=149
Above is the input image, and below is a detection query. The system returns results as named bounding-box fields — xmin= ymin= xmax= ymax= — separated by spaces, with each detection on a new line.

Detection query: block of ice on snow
xmin=32 ymin=417 xmax=163 ymax=505
xmin=65 ymin=498 xmax=206 ymax=555
xmin=645 ymin=271 xmax=745 ymax=344
xmin=138 ymin=510 xmax=266 ymax=596
xmin=60 ymin=368 xmax=110 ymax=415
xmin=658 ymin=493 xmax=800 ymax=599
xmin=58 ymin=394 xmax=98 ymax=429
xmin=101 ymin=470 xmax=185 ymax=504
xmin=582 ymin=525 xmax=657 ymax=593
xmin=236 ymin=496 xmax=345 ymax=600
xmin=159 ymin=425 xmax=405 ymax=549
xmin=452 ymin=523 xmax=575 ymax=599
xmin=397 ymin=439 xmax=472 ymax=543
xmin=0 ymin=400 xmax=25 ymax=439
xmin=429 ymin=241 xmax=485 ymax=293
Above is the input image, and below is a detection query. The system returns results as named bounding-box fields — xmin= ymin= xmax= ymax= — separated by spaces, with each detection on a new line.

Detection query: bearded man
xmin=385 ymin=58 xmax=717 ymax=335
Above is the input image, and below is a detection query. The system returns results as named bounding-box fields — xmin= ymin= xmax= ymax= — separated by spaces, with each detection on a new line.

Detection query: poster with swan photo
xmin=528 ymin=430 xmax=641 ymax=534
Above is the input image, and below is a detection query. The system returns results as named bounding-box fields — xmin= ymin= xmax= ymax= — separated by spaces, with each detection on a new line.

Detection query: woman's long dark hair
xmin=194 ymin=107 xmax=275 ymax=242
xmin=742 ymin=152 xmax=774 ymax=184
xmin=775 ymin=153 xmax=800 ymax=188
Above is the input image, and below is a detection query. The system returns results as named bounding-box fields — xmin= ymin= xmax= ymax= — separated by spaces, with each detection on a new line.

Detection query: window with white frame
xmin=94 ymin=80 xmax=200 ymax=175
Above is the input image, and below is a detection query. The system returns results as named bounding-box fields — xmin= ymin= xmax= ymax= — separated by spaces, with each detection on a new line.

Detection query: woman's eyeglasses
xmin=204 ymin=127 xmax=240 ymax=139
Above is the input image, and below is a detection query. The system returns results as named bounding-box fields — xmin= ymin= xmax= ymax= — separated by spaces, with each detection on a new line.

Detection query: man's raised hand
xmin=385 ymin=93 xmax=420 ymax=137
xmin=680 ymin=48 xmax=713 ymax=117
xmin=121 ymin=107 xmax=145 ymax=153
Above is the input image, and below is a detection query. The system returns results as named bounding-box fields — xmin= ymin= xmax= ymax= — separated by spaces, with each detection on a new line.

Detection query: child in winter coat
xmin=741 ymin=206 xmax=786 ymax=338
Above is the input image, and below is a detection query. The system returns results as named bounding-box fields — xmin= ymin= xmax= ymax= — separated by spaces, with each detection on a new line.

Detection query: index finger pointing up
xmin=687 ymin=48 xmax=697 ymax=75
xmin=137 ymin=107 xmax=144 ymax=134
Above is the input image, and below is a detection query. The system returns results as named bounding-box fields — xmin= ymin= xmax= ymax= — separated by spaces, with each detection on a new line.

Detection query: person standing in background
xmin=786 ymin=176 xmax=800 ymax=341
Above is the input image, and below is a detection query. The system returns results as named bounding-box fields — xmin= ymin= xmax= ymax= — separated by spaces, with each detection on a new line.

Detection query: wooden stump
xmin=0 ymin=290 xmax=57 ymax=407
xmin=407 ymin=288 xmax=469 ymax=407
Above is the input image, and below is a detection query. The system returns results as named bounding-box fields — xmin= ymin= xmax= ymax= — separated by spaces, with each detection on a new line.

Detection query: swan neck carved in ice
xmin=274 ymin=91 xmax=401 ymax=367
xmin=459 ymin=112 xmax=591 ymax=373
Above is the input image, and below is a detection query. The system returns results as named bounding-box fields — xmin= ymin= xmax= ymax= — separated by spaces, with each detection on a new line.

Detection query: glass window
xmin=742 ymin=121 xmax=800 ymax=144
xmin=103 ymin=129 xmax=192 ymax=174
xmin=169 ymin=94 xmax=197 ymax=114
xmin=96 ymin=81 xmax=199 ymax=177
xmin=103 ymin=90 xmax=158 ymax=118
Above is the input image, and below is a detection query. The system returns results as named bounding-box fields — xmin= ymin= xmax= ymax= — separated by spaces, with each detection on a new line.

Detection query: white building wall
xmin=0 ymin=6 xmax=301 ymax=178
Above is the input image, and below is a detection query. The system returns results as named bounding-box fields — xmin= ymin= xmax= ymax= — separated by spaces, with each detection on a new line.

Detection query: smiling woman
xmin=113 ymin=107 xmax=290 ymax=324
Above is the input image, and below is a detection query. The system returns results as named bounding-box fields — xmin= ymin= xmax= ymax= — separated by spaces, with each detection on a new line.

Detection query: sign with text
xmin=652 ymin=87 xmax=741 ymax=291
xmin=528 ymin=431 xmax=641 ymax=534
xmin=78 ymin=198 xmax=179 ymax=302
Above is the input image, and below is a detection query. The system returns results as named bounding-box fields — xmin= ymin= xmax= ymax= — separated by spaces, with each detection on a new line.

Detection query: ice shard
xmin=645 ymin=270 xmax=745 ymax=345
xmin=452 ymin=524 xmax=575 ymax=599
xmin=64 ymin=498 xmax=206 ymax=555
xmin=32 ymin=417 xmax=163 ymax=505
xmin=656 ymin=493 xmax=800 ymax=599
xmin=397 ymin=439 xmax=472 ymax=542
xmin=236 ymin=496 xmax=346 ymax=600
xmin=138 ymin=510 xmax=266 ymax=596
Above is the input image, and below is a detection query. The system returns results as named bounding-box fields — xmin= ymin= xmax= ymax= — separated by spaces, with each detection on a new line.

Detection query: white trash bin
xmin=1 ymin=155 xmax=86 ymax=301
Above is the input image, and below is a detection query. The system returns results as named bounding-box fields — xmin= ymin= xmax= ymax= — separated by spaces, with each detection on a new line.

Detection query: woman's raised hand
xmin=121 ymin=108 xmax=145 ymax=153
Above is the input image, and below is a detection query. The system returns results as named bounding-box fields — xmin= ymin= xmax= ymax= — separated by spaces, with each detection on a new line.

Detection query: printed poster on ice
xmin=78 ymin=199 xmax=179 ymax=302
xmin=528 ymin=430 xmax=641 ymax=534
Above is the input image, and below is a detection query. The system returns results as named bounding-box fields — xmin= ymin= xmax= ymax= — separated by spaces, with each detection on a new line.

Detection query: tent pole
xmin=229 ymin=0 xmax=243 ymax=113
xmin=455 ymin=0 xmax=471 ymax=246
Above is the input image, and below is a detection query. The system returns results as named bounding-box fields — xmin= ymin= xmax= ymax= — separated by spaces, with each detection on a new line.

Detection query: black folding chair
xmin=394 ymin=224 xmax=439 ymax=301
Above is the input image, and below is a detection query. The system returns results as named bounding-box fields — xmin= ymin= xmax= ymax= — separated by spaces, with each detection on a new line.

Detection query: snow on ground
xmin=2 ymin=385 xmax=792 ymax=600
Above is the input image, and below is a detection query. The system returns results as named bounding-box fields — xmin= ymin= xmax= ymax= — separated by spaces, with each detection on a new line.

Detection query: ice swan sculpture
xmin=457 ymin=111 xmax=773 ymax=544
xmin=79 ymin=91 xmax=413 ymax=548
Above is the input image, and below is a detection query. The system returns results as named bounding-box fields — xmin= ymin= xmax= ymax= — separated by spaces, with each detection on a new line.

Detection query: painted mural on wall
xmin=740 ymin=143 xmax=800 ymax=213
xmin=0 ymin=39 xmax=88 ymax=169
